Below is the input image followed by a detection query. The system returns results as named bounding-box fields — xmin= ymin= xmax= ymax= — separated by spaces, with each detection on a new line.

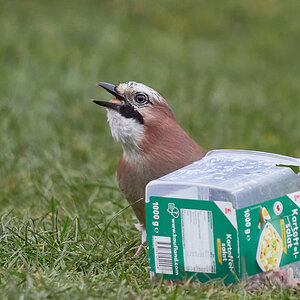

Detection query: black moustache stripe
xmin=119 ymin=105 xmax=144 ymax=124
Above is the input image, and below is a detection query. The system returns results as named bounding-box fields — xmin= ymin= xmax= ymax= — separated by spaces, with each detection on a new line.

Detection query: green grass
xmin=0 ymin=0 xmax=300 ymax=298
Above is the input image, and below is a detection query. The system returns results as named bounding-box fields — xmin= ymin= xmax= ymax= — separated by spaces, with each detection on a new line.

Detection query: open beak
xmin=92 ymin=81 xmax=144 ymax=124
xmin=93 ymin=82 xmax=126 ymax=111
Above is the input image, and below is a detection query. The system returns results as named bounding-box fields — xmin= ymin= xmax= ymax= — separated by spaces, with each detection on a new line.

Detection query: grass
xmin=0 ymin=0 xmax=300 ymax=298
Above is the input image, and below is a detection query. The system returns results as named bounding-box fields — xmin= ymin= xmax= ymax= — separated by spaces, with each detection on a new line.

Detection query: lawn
xmin=0 ymin=0 xmax=300 ymax=298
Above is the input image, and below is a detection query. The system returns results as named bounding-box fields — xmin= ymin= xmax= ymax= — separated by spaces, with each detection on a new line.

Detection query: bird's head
xmin=93 ymin=81 xmax=175 ymax=157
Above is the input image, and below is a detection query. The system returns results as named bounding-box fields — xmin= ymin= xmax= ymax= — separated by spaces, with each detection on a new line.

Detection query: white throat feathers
xmin=107 ymin=109 xmax=144 ymax=159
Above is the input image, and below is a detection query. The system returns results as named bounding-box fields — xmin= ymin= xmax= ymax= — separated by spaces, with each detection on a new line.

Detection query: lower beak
xmin=92 ymin=100 xmax=122 ymax=112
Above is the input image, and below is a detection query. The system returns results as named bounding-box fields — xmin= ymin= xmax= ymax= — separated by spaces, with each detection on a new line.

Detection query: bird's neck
xmin=107 ymin=109 xmax=145 ymax=158
xmin=113 ymin=104 xmax=204 ymax=168
xmin=121 ymin=142 xmax=145 ymax=164
xmin=122 ymin=116 xmax=202 ymax=168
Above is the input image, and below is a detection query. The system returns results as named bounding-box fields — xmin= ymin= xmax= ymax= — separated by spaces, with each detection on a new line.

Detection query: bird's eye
xmin=134 ymin=93 xmax=149 ymax=105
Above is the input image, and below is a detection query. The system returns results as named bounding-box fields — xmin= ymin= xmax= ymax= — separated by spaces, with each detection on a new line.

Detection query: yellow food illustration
xmin=256 ymin=223 xmax=283 ymax=272
xmin=259 ymin=207 xmax=271 ymax=226
xmin=262 ymin=207 xmax=270 ymax=220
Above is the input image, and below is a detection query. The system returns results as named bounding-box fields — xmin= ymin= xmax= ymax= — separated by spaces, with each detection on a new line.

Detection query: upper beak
xmin=93 ymin=82 xmax=125 ymax=111
xmin=97 ymin=82 xmax=125 ymax=101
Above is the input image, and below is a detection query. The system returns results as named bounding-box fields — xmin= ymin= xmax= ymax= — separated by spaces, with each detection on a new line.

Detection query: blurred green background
xmin=0 ymin=0 xmax=300 ymax=298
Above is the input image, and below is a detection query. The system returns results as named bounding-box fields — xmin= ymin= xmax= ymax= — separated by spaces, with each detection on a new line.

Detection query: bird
xmin=93 ymin=81 xmax=206 ymax=255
